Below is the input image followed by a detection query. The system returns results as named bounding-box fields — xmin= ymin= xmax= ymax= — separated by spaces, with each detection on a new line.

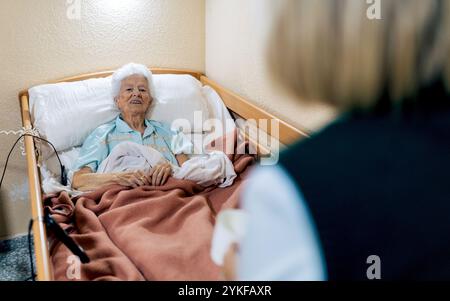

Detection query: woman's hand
xmin=114 ymin=170 xmax=152 ymax=188
xmin=148 ymin=162 xmax=172 ymax=186
xmin=223 ymin=243 xmax=238 ymax=280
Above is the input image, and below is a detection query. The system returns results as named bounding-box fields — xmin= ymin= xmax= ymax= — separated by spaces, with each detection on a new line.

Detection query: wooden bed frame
xmin=18 ymin=68 xmax=308 ymax=281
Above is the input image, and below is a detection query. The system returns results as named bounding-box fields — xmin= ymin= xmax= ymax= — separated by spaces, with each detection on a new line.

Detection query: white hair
xmin=111 ymin=63 xmax=157 ymax=99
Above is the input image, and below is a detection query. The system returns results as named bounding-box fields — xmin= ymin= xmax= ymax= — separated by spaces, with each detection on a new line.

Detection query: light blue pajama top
xmin=75 ymin=116 xmax=193 ymax=172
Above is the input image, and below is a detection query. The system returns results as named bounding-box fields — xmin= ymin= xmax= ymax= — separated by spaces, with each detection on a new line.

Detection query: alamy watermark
xmin=366 ymin=255 xmax=382 ymax=280
xmin=367 ymin=0 xmax=382 ymax=20
xmin=67 ymin=0 xmax=381 ymax=21
xmin=66 ymin=255 xmax=81 ymax=280
xmin=170 ymin=113 xmax=281 ymax=166
xmin=66 ymin=0 xmax=81 ymax=20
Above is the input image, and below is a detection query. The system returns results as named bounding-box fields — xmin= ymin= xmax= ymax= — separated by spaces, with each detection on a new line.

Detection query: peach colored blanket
xmin=44 ymin=153 xmax=254 ymax=281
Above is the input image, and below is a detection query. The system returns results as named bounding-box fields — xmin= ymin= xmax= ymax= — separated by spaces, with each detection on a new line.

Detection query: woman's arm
xmin=72 ymin=167 xmax=152 ymax=191
xmin=237 ymin=166 xmax=327 ymax=281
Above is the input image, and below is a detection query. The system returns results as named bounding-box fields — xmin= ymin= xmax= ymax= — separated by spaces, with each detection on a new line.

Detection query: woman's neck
xmin=121 ymin=113 xmax=146 ymax=134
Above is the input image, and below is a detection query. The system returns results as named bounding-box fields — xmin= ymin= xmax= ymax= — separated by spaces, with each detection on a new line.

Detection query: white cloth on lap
xmin=97 ymin=141 xmax=166 ymax=174
xmin=174 ymin=151 xmax=237 ymax=188
xmin=97 ymin=141 xmax=237 ymax=188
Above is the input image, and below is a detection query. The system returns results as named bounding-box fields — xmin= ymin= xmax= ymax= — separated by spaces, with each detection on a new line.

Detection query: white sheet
xmin=97 ymin=141 xmax=237 ymax=188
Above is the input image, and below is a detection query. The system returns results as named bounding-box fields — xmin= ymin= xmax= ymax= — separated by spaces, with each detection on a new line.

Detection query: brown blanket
xmin=44 ymin=152 xmax=254 ymax=281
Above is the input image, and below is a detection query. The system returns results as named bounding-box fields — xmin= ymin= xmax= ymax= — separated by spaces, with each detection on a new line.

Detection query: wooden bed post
xmin=19 ymin=93 xmax=53 ymax=281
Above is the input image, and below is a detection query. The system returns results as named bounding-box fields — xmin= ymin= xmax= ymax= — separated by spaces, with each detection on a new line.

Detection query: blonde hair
xmin=268 ymin=0 xmax=450 ymax=111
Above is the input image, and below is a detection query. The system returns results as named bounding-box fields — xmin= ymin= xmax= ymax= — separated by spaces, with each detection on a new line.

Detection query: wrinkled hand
xmin=115 ymin=170 xmax=151 ymax=188
xmin=148 ymin=162 xmax=172 ymax=186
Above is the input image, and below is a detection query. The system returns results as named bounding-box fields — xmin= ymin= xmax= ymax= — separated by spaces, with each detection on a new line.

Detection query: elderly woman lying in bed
xmin=72 ymin=63 xmax=235 ymax=191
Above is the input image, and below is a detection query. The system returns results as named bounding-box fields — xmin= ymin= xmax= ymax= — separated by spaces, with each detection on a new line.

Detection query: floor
xmin=0 ymin=235 xmax=35 ymax=281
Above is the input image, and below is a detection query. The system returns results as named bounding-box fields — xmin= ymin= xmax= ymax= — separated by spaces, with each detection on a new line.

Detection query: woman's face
xmin=116 ymin=74 xmax=152 ymax=116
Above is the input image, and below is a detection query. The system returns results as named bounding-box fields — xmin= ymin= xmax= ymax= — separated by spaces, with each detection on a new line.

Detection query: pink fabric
xmin=45 ymin=151 xmax=254 ymax=281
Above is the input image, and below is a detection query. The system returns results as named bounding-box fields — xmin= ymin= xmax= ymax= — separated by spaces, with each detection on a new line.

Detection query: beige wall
xmin=205 ymin=0 xmax=336 ymax=134
xmin=0 ymin=0 xmax=205 ymax=238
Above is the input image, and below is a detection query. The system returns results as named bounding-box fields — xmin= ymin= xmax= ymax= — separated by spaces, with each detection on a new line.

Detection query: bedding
xmin=97 ymin=141 xmax=237 ymax=188
xmin=29 ymin=74 xmax=212 ymax=153
xmin=44 ymin=135 xmax=255 ymax=281
xmin=38 ymin=83 xmax=236 ymax=195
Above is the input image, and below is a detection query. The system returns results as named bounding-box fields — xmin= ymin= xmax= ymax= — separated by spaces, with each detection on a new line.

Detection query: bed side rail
xmin=200 ymin=76 xmax=309 ymax=148
xmin=19 ymin=94 xmax=53 ymax=281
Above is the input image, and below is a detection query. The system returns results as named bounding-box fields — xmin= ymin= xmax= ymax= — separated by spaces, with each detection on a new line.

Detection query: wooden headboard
xmin=18 ymin=67 xmax=308 ymax=280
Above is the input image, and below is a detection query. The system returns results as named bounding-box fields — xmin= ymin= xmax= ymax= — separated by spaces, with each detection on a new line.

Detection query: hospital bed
xmin=18 ymin=68 xmax=306 ymax=280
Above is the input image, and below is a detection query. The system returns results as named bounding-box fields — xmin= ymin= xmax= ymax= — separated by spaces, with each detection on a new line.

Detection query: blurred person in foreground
xmin=233 ymin=0 xmax=450 ymax=280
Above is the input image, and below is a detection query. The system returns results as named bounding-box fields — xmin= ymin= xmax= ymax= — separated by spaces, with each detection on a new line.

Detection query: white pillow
xmin=150 ymin=75 xmax=210 ymax=133
xmin=29 ymin=74 xmax=210 ymax=152
xmin=202 ymin=85 xmax=236 ymax=135
xmin=29 ymin=77 xmax=118 ymax=153
xmin=43 ymin=146 xmax=81 ymax=179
